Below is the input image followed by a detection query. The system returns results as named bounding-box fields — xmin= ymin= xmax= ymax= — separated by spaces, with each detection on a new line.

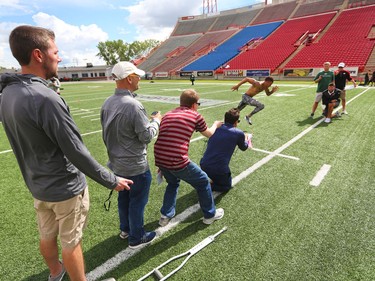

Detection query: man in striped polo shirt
xmin=154 ymin=89 xmax=224 ymax=226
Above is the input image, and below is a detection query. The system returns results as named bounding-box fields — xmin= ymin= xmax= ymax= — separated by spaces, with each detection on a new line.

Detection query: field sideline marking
xmin=310 ymin=164 xmax=331 ymax=187
xmin=86 ymin=87 xmax=372 ymax=281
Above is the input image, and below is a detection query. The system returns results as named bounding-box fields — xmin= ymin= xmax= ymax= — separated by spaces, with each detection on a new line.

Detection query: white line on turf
xmin=251 ymin=148 xmax=299 ymax=160
xmin=81 ymin=114 xmax=100 ymax=118
xmin=87 ymin=88 xmax=371 ymax=281
xmin=310 ymin=164 xmax=331 ymax=187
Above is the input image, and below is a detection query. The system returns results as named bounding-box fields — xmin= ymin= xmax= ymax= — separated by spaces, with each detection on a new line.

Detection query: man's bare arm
xmin=231 ymin=77 xmax=257 ymax=91
xmin=265 ymin=85 xmax=279 ymax=96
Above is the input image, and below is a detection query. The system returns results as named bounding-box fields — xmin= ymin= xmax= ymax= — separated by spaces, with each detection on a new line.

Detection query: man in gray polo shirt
xmin=101 ymin=61 xmax=161 ymax=249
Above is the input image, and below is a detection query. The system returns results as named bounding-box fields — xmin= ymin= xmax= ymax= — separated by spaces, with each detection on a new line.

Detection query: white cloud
xmin=32 ymin=12 xmax=109 ymax=66
xmin=0 ymin=13 xmax=109 ymax=68
xmin=123 ymin=0 xmax=202 ymax=41
xmin=0 ymin=0 xmax=34 ymax=16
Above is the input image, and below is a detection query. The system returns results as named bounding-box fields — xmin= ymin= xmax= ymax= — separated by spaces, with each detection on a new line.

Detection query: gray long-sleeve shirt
xmin=100 ymin=88 xmax=159 ymax=177
xmin=0 ymin=73 xmax=118 ymax=202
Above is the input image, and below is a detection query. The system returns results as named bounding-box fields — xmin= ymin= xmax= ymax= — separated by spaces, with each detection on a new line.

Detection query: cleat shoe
xmin=119 ymin=231 xmax=129 ymax=239
xmin=48 ymin=262 xmax=66 ymax=281
xmin=245 ymin=116 xmax=252 ymax=125
xmin=129 ymin=231 xmax=156 ymax=249
xmin=341 ymin=110 xmax=348 ymax=115
xmin=324 ymin=118 xmax=331 ymax=123
xmin=310 ymin=113 xmax=314 ymax=118
xmin=203 ymin=208 xmax=224 ymax=225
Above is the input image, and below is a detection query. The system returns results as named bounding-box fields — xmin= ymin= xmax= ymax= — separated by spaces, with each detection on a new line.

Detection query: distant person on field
xmin=48 ymin=76 xmax=61 ymax=95
xmin=310 ymin=62 xmax=334 ymax=118
xmin=334 ymin=62 xmax=356 ymax=114
xmin=101 ymin=61 xmax=161 ymax=249
xmin=363 ymin=70 xmax=370 ymax=86
xmin=154 ymin=89 xmax=224 ymax=226
xmin=200 ymin=108 xmax=251 ymax=192
xmin=0 ymin=25 xmax=132 ymax=281
xmin=322 ymin=83 xmax=341 ymax=123
xmin=371 ymin=70 xmax=375 ymax=86
xmin=231 ymin=76 xmax=278 ymax=125
xmin=190 ymin=73 xmax=196 ymax=85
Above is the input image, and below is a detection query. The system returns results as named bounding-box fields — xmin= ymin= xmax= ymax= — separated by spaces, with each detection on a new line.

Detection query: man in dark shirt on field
xmin=200 ymin=108 xmax=250 ymax=192
xmin=334 ymin=62 xmax=356 ymax=114
xmin=322 ymin=83 xmax=341 ymax=123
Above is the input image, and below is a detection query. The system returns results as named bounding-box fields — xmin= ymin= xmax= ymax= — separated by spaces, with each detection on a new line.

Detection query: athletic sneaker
xmin=159 ymin=215 xmax=171 ymax=227
xmin=245 ymin=116 xmax=252 ymax=125
xmin=324 ymin=118 xmax=331 ymax=123
xmin=342 ymin=110 xmax=348 ymax=114
xmin=48 ymin=262 xmax=66 ymax=281
xmin=129 ymin=231 xmax=156 ymax=249
xmin=310 ymin=113 xmax=314 ymax=118
xmin=119 ymin=231 xmax=129 ymax=239
xmin=202 ymin=208 xmax=224 ymax=225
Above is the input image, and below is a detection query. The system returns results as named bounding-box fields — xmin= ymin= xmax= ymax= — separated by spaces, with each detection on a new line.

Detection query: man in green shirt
xmin=310 ymin=62 xmax=334 ymax=118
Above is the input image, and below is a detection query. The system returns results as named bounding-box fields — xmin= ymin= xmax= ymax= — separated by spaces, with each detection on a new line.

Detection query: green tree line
xmin=97 ymin=39 xmax=160 ymax=65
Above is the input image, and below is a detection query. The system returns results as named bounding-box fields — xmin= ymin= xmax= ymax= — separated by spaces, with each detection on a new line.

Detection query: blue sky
xmin=0 ymin=0 xmax=265 ymax=68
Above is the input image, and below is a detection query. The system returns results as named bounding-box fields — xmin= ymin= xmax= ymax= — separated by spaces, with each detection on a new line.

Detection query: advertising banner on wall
xmin=224 ymin=69 xmax=245 ymax=77
xmin=311 ymin=67 xmax=359 ymax=77
xmin=197 ymin=71 xmax=214 ymax=77
xmin=155 ymin=72 xmax=169 ymax=78
xmin=284 ymin=69 xmax=313 ymax=77
xmin=179 ymin=72 xmax=192 ymax=77
xmin=246 ymin=69 xmax=270 ymax=77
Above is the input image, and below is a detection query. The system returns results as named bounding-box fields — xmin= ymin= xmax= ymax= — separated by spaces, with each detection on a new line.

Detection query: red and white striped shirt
xmin=154 ymin=106 xmax=207 ymax=170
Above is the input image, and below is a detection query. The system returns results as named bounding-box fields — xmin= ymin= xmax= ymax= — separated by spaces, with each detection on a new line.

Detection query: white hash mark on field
xmin=310 ymin=164 xmax=331 ymax=187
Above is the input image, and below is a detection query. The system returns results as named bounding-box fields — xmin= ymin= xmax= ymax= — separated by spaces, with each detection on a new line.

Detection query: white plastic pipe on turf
xmin=137 ymin=226 xmax=227 ymax=281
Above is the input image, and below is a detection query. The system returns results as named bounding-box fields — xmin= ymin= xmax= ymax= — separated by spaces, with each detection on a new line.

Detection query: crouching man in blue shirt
xmin=200 ymin=108 xmax=250 ymax=192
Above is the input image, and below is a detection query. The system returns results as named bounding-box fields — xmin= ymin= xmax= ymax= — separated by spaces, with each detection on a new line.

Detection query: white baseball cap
xmin=111 ymin=61 xmax=145 ymax=80
xmin=338 ymin=62 xmax=345 ymax=68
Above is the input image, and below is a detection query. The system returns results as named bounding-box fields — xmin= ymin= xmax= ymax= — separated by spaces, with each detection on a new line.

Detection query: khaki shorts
xmin=34 ymin=187 xmax=89 ymax=249
xmin=340 ymin=89 xmax=346 ymax=99
xmin=315 ymin=92 xmax=322 ymax=102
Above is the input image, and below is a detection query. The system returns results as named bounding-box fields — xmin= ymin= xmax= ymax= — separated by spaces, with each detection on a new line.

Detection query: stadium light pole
xmin=203 ymin=0 xmax=217 ymax=15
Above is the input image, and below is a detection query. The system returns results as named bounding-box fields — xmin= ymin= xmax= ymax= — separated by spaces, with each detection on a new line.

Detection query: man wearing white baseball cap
xmin=101 ymin=61 xmax=161 ymax=249
xmin=111 ymin=61 xmax=146 ymax=81
xmin=334 ymin=62 xmax=356 ymax=114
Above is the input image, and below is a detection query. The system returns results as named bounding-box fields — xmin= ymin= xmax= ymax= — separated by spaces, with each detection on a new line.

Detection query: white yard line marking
xmin=88 ymin=88 xmax=371 ymax=281
xmin=0 ymin=149 xmax=12 ymax=154
xmin=81 ymin=114 xmax=100 ymax=118
xmin=81 ymin=130 xmax=102 ymax=136
xmin=190 ymin=136 xmax=205 ymax=142
xmin=72 ymin=111 xmax=94 ymax=116
xmin=251 ymin=148 xmax=300 ymax=160
xmin=310 ymin=164 xmax=331 ymax=187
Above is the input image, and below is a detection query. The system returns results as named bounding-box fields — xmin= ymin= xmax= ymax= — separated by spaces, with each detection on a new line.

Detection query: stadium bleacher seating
xmin=285 ymin=5 xmax=375 ymax=69
xmin=226 ymin=12 xmax=336 ymax=72
xmin=140 ymin=0 xmax=375 ymax=77
xmin=251 ymin=1 xmax=297 ymax=25
xmin=182 ymin=21 xmax=283 ymax=71
xmin=152 ymin=30 xmax=237 ymax=73
xmin=171 ymin=17 xmax=217 ymax=36
xmin=292 ymin=0 xmax=344 ymax=18
xmin=209 ymin=9 xmax=260 ymax=31
xmin=138 ymin=34 xmax=201 ymax=72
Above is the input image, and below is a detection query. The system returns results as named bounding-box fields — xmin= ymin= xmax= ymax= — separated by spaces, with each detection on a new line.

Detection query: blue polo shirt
xmin=200 ymin=123 xmax=248 ymax=174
